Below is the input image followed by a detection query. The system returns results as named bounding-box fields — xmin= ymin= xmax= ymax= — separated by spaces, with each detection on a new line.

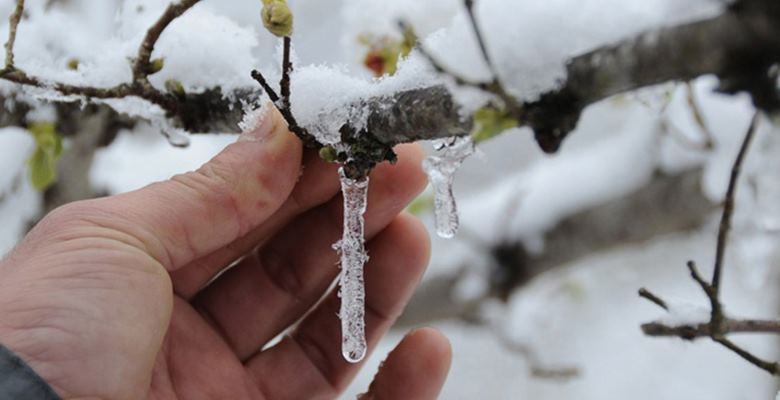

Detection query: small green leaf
xmin=261 ymin=0 xmax=293 ymax=37
xmin=26 ymin=122 xmax=63 ymax=191
xmin=471 ymin=107 xmax=518 ymax=144
xmin=28 ymin=147 xmax=57 ymax=191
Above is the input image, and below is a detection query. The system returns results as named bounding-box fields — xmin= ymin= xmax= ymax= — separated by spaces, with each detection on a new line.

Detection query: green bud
xmin=318 ymin=146 xmax=338 ymax=163
xmin=165 ymin=79 xmax=185 ymax=97
xmin=66 ymin=58 xmax=79 ymax=71
xmin=261 ymin=0 xmax=293 ymax=37
xmin=148 ymin=58 xmax=165 ymax=75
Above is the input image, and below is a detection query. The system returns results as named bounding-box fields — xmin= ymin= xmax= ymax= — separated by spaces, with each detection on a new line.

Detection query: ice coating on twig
xmin=423 ymin=137 xmax=475 ymax=238
xmin=334 ymin=167 xmax=370 ymax=363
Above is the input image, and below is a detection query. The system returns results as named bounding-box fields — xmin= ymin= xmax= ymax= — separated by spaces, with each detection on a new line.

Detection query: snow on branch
xmin=0 ymin=0 xmax=777 ymax=161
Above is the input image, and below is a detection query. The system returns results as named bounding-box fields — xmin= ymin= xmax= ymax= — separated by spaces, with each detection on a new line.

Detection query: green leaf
xmin=471 ymin=107 xmax=518 ymax=144
xmin=26 ymin=122 xmax=63 ymax=191
xmin=28 ymin=147 xmax=57 ymax=191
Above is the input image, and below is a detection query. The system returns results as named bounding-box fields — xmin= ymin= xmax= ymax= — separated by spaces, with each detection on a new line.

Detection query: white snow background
xmin=0 ymin=0 xmax=778 ymax=398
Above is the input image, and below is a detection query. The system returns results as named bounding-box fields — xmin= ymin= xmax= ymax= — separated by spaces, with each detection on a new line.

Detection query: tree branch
xmin=0 ymin=0 xmax=777 ymax=159
xmin=132 ymin=0 xmax=201 ymax=82
xmin=637 ymin=112 xmax=778 ymax=376
xmin=711 ymin=112 xmax=759 ymax=295
xmin=642 ymin=319 xmax=780 ymax=338
xmin=4 ymin=0 xmax=24 ymax=70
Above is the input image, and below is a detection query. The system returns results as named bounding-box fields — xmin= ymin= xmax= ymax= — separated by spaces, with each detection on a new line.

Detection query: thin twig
xmin=4 ymin=0 xmax=24 ymax=70
xmin=638 ymin=288 xmax=668 ymax=311
xmin=463 ymin=0 xmax=496 ymax=78
xmin=250 ymin=70 xmax=280 ymax=102
xmin=251 ymin=35 xmax=321 ymax=148
xmin=280 ymin=36 xmax=292 ymax=109
xmin=685 ymin=82 xmax=715 ymax=149
xmin=711 ymin=112 xmax=760 ymax=295
xmin=713 ymin=337 xmax=778 ymax=375
xmin=638 ymin=112 xmax=777 ymax=376
xmin=643 ymin=318 xmax=780 ymax=338
xmin=133 ymin=0 xmax=201 ymax=82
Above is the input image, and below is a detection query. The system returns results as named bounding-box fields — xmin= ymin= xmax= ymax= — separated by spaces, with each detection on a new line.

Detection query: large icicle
xmin=335 ymin=167 xmax=370 ymax=363
xmin=422 ymin=137 xmax=475 ymax=238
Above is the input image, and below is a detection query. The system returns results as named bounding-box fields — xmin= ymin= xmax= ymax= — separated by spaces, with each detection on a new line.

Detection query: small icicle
xmin=334 ymin=167 xmax=370 ymax=363
xmin=422 ymin=137 xmax=475 ymax=238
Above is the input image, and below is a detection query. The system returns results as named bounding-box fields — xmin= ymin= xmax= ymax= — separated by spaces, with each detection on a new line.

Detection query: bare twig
xmin=133 ymin=0 xmax=201 ymax=82
xmin=685 ymin=82 xmax=715 ymax=149
xmin=711 ymin=112 xmax=760 ymax=295
xmin=251 ymin=36 xmax=318 ymax=149
xmin=250 ymin=70 xmax=280 ymax=102
xmin=713 ymin=337 xmax=778 ymax=375
xmin=4 ymin=0 xmax=24 ymax=70
xmin=638 ymin=288 xmax=669 ymax=311
xmin=638 ymin=112 xmax=778 ymax=376
xmin=643 ymin=319 xmax=780 ymax=338
xmin=280 ymin=36 xmax=292 ymax=109
xmin=463 ymin=0 xmax=496 ymax=79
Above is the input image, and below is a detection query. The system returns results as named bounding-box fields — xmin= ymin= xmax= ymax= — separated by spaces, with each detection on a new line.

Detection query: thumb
xmin=97 ymin=106 xmax=302 ymax=270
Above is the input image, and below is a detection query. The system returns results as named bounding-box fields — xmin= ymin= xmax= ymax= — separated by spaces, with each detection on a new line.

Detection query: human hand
xmin=0 ymin=107 xmax=451 ymax=400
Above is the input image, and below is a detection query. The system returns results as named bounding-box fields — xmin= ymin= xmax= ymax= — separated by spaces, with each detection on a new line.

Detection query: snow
xmin=335 ymin=167 xmax=370 ymax=363
xmin=289 ymin=57 xmax=437 ymax=145
xmin=657 ymin=301 xmax=711 ymax=326
xmin=0 ymin=128 xmax=40 ymax=255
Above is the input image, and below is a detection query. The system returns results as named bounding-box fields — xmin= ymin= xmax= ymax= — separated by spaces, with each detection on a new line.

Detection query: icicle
xmin=423 ymin=136 xmax=475 ymax=238
xmin=334 ymin=167 xmax=370 ymax=363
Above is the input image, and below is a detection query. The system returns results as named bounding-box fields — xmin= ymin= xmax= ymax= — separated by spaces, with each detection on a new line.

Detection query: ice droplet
xmin=163 ymin=127 xmax=192 ymax=148
xmin=422 ymin=137 xmax=475 ymax=238
xmin=335 ymin=167 xmax=370 ymax=363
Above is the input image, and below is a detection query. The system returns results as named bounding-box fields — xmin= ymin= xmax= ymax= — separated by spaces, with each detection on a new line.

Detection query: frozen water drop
xmin=423 ymin=137 xmax=475 ymax=238
xmin=336 ymin=167 xmax=369 ymax=364
xmin=163 ymin=127 xmax=192 ymax=148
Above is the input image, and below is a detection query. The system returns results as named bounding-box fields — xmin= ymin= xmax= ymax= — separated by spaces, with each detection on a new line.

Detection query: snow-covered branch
xmin=0 ymin=0 xmax=777 ymax=160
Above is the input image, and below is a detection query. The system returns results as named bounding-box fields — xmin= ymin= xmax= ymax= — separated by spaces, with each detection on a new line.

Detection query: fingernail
xmin=239 ymin=104 xmax=277 ymax=142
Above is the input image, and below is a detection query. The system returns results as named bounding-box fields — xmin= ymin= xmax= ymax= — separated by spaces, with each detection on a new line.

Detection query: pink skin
xmin=0 ymin=107 xmax=451 ymax=400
